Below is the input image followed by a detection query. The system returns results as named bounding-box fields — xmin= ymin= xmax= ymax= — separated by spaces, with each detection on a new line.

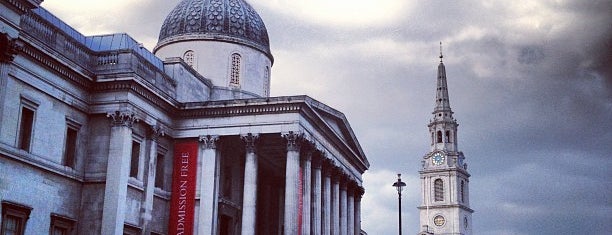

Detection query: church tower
xmin=418 ymin=44 xmax=473 ymax=235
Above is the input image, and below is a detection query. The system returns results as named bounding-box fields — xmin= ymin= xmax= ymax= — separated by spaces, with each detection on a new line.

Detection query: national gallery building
xmin=0 ymin=0 xmax=369 ymax=234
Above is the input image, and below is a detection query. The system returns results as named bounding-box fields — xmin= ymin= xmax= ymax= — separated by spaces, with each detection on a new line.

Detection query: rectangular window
xmin=17 ymin=107 xmax=35 ymax=152
xmin=50 ymin=214 xmax=75 ymax=235
xmin=130 ymin=141 xmax=141 ymax=178
xmin=63 ymin=127 xmax=78 ymax=168
xmin=154 ymin=153 xmax=164 ymax=189
xmin=123 ymin=224 xmax=141 ymax=235
xmin=1 ymin=201 xmax=32 ymax=235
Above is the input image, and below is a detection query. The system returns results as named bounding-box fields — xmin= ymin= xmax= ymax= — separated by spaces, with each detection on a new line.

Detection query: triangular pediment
xmin=303 ymin=97 xmax=369 ymax=168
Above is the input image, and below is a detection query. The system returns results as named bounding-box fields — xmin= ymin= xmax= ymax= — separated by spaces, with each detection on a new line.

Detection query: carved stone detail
xmin=283 ymin=131 xmax=303 ymax=152
xmin=0 ymin=33 xmax=23 ymax=63
xmin=107 ymin=111 xmax=139 ymax=128
xmin=240 ymin=133 xmax=259 ymax=153
xmin=149 ymin=124 xmax=166 ymax=140
xmin=199 ymin=135 xmax=219 ymax=149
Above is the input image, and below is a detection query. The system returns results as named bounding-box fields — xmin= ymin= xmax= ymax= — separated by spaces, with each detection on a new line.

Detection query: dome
xmin=155 ymin=0 xmax=272 ymax=59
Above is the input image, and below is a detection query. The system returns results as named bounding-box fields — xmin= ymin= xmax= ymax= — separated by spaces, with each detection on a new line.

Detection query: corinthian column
xmin=312 ymin=154 xmax=323 ymax=235
xmin=340 ymin=177 xmax=347 ymax=235
xmin=322 ymin=160 xmax=332 ymax=235
xmin=302 ymin=146 xmax=313 ymax=235
xmin=241 ymin=133 xmax=259 ymax=235
xmin=198 ymin=135 xmax=219 ymax=235
xmin=283 ymin=131 xmax=302 ymax=235
xmin=142 ymin=124 xmax=165 ymax=235
xmin=347 ymin=183 xmax=355 ymax=235
xmin=102 ymin=111 xmax=138 ymax=235
xmin=355 ymin=187 xmax=364 ymax=235
xmin=332 ymin=170 xmax=340 ymax=235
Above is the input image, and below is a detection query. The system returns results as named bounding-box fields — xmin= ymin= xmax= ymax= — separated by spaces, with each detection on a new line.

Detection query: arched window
xmin=183 ymin=50 xmax=195 ymax=67
xmin=230 ymin=53 xmax=241 ymax=87
xmin=445 ymin=130 xmax=451 ymax=143
xmin=460 ymin=180 xmax=465 ymax=203
xmin=434 ymin=179 xmax=444 ymax=201
xmin=436 ymin=131 xmax=442 ymax=143
xmin=263 ymin=66 xmax=270 ymax=96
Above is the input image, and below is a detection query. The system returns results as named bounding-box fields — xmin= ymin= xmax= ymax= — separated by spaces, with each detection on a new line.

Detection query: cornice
xmin=3 ymin=0 xmax=42 ymax=15
xmin=419 ymin=167 xmax=470 ymax=177
xmin=417 ymin=204 xmax=474 ymax=213
xmin=19 ymin=41 xmax=94 ymax=89
xmin=91 ymin=80 xmax=177 ymax=113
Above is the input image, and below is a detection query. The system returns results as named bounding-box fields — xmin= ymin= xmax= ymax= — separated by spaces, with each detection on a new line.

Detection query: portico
xmin=172 ymin=96 xmax=369 ymax=235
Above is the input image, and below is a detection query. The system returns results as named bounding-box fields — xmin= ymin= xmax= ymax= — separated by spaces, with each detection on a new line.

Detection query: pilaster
xmin=141 ymin=124 xmax=165 ymax=235
xmin=0 ymin=33 xmax=22 ymax=132
xmin=102 ymin=111 xmax=138 ymax=235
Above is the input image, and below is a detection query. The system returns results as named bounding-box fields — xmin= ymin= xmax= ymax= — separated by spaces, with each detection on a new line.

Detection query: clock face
xmin=432 ymin=152 xmax=445 ymax=165
xmin=434 ymin=215 xmax=445 ymax=226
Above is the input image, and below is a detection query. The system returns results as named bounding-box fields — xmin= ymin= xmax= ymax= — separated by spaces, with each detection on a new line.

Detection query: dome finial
xmin=439 ymin=41 xmax=444 ymax=63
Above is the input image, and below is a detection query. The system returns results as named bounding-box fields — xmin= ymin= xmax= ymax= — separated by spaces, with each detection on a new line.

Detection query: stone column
xmin=141 ymin=124 xmax=165 ymax=235
xmin=354 ymin=187 xmax=364 ymax=235
xmin=340 ymin=178 xmax=347 ymax=235
xmin=102 ymin=111 xmax=138 ymax=235
xmin=241 ymin=133 xmax=259 ymax=235
xmin=283 ymin=132 xmax=302 ymax=235
xmin=347 ymin=184 xmax=355 ymax=235
xmin=302 ymin=147 xmax=313 ymax=235
xmin=198 ymin=135 xmax=220 ymax=235
xmin=322 ymin=163 xmax=332 ymax=235
xmin=332 ymin=170 xmax=340 ymax=235
xmin=311 ymin=154 xmax=323 ymax=235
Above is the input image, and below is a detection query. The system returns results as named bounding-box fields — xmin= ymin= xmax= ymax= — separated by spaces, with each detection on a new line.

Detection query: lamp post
xmin=392 ymin=173 xmax=406 ymax=235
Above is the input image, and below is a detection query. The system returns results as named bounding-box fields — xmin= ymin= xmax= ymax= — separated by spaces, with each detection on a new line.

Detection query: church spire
xmin=434 ymin=42 xmax=452 ymax=116
xmin=429 ymin=42 xmax=457 ymax=152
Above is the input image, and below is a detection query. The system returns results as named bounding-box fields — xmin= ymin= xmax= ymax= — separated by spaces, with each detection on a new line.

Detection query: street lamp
xmin=392 ymin=173 xmax=407 ymax=235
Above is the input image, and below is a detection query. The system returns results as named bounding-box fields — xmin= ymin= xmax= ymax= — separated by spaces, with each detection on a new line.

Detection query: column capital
xmin=283 ymin=131 xmax=303 ymax=152
xmin=149 ymin=124 xmax=166 ymax=141
xmin=199 ymin=135 xmax=219 ymax=149
xmin=0 ymin=33 xmax=23 ymax=63
xmin=107 ymin=111 xmax=139 ymax=128
xmin=355 ymin=186 xmax=365 ymax=199
xmin=241 ymin=133 xmax=259 ymax=153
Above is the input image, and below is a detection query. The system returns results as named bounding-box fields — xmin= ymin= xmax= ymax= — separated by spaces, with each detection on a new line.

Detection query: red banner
xmin=168 ymin=141 xmax=198 ymax=235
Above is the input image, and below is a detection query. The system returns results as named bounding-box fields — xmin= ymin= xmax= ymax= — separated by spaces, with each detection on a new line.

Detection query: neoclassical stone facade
xmin=0 ymin=0 xmax=369 ymax=234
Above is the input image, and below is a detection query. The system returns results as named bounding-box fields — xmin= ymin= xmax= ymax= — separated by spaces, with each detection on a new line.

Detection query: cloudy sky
xmin=41 ymin=0 xmax=611 ymax=234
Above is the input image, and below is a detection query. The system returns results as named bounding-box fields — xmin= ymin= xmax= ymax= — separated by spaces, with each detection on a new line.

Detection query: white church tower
xmin=418 ymin=44 xmax=473 ymax=235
